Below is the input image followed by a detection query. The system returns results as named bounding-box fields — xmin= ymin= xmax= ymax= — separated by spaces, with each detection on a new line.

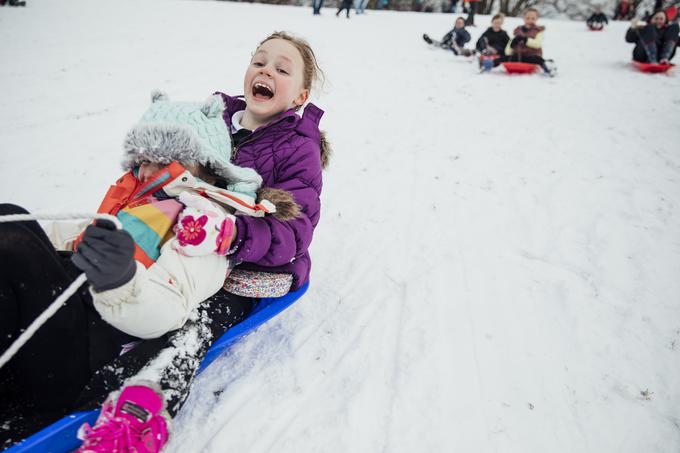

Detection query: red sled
xmin=632 ymin=61 xmax=675 ymax=73
xmin=587 ymin=25 xmax=604 ymax=31
xmin=502 ymin=62 xmax=538 ymax=74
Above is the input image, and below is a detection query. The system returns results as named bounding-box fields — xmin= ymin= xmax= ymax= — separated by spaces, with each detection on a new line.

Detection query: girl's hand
xmin=172 ymin=192 xmax=236 ymax=257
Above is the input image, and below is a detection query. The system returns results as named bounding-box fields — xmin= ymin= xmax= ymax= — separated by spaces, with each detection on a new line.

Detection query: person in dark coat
xmin=476 ymin=13 xmax=510 ymax=56
xmin=587 ymin=6 xmax=609 ymax=30
xmin=336 ymin=0 xmax=352 ymax=17
xmin=423 ymin=16 xmax=473 ymax=55
xmin=626 ymin=10 xmax=679 ymax=63
xmin=465 ymin=0 xmax=480 ymax=26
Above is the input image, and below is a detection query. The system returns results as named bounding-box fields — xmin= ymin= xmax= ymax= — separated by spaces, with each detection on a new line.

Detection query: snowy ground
xmin=2 ymin=1 xmax=680 ymax=452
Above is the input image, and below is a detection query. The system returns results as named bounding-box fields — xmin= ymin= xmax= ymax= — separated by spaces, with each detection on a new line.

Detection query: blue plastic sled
xmin=3 ymin=283 xmax=309 ymax=453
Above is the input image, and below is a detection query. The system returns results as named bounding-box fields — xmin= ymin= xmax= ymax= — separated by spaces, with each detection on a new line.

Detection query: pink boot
xmin=77 ymin=383 xmax=170 ymax=452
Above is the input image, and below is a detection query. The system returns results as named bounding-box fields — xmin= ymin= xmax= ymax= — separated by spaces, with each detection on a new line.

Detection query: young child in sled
xmin=626 ymin=10 xmax=679 ymax=64
xmin=423 ymin=16 xmax=474 ymax=56
xmin=586 ymin=6 xmax=609 ymax=30
xmin=476 ymin=13 xmax=510 ymax=70
xmin=0 ymin=31 xmax=328 ymax=453
xmin=486 ymin=8 xmax=556 ymax=76
xmin=0 ymin=93 xmax=297 ymax=448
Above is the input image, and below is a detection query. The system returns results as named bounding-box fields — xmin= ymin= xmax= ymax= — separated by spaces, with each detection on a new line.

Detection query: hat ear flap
xmin=200 ymin=95 xmax=226 ymax=118
xmin=151 ymin=90 xmax=169 ymax=103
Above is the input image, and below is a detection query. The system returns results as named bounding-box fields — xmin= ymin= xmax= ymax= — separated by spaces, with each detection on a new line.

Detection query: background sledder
xmin=484 ymin=8 xmax=557 ymax=76
xmin=476 ymin=14 xmax=510 ymax=71
xmin=626 ymin=10 xmax=679 ymax=66
xmin=587 ymin=6 xmax=609 ymax=30
xmin=423 ymin=17 xmax=474 ymax=56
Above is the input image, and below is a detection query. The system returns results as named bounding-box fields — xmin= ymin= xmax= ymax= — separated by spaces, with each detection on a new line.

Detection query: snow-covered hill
xmin=1 ymin=1 xmax=679 ymax=452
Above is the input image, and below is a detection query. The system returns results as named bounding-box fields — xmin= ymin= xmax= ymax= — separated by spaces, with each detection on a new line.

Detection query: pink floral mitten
xmin=172 ymin=192 xmax=235 ymax=257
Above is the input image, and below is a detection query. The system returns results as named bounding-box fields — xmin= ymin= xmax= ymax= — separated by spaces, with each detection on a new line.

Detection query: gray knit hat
xmin=122 ymin=91 xmax=261 ymax=196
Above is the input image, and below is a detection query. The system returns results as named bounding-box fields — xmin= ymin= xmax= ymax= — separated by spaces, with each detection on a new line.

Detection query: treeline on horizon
xmin=215 ymin=0 xmax=658 ymax=18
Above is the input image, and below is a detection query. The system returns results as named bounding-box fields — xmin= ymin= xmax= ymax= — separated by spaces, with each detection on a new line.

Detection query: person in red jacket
xmin=614 ymin=0 xmax=635 ymax=20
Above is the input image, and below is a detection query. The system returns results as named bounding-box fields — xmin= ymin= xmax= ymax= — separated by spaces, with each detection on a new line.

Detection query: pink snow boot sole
xmin=77 ymin=383 xmax=170 ymax=452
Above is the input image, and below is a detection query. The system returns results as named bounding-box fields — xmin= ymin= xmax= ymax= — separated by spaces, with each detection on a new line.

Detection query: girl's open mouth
xmin=252 ymin=82 xmax=274 ymax=101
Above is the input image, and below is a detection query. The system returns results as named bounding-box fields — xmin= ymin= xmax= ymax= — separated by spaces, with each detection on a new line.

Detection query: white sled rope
xmin=0 ymin=212 xmax=121 ymax=369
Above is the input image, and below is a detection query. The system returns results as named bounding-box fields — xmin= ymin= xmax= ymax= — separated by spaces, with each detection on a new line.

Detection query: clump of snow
xmin=1 ymin=1 xmax=679 ymax=453
xmin=132 ymin=303 xmax=214 ymax=414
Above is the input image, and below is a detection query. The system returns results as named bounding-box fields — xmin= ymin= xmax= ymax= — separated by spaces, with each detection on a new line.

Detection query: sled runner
xmin=3 ymin=282 xmax=309 ymax=453
xmin=502 ymin=62 xmax=539 ymax=74
xmin=632 ymin=61 xmax=675 ymax=73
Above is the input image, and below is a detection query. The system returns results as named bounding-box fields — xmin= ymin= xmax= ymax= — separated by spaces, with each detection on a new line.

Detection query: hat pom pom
xmin=151 ymin=90 xmax=169 ymax=103
xmin=201 ymin=95 xmax=226 ymax=118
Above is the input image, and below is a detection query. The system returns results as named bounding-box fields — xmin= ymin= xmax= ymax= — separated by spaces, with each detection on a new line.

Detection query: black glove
xmin=511 ymin=36 xmax=527 ymax=47
xmin=71 ymin=219 xmax=136 ymax=292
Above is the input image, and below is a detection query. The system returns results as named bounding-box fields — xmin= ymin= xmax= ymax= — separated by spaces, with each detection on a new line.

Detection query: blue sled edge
xmin=3 ymin=282 xmax=309 ymax=453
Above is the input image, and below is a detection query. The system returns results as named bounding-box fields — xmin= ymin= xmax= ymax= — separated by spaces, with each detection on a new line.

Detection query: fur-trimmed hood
xmin=319 ymin=130 xmax=331 ymax=170
xmin=256 ymin=187 xmax=300 ymax=220
xmin=122 ymin=91 xmax=262 ymax=196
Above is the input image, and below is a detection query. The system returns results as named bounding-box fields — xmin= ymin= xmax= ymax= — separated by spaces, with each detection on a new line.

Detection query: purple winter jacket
xmin=215 ymin=92 xmax=324 ymax=291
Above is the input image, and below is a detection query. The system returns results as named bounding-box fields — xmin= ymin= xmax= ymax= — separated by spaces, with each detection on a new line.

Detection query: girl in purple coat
xmin=73 ymin=32 xmax=328 ymax=452
xmin=216 ymin=31 xmax=328 ymax=295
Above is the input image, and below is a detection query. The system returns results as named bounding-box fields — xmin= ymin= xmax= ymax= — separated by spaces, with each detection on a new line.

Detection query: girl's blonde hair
xmin=258 ymin=31 xmax=325 ymax=94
